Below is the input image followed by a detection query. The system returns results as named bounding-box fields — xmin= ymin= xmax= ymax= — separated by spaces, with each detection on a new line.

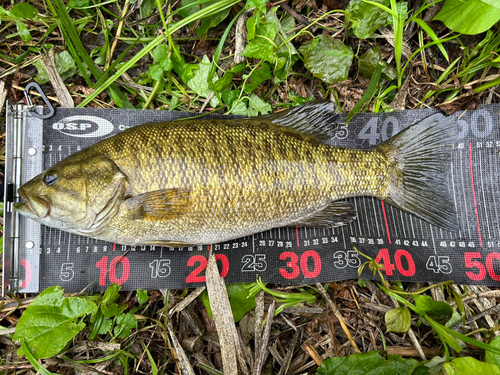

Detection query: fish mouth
xmin=15 ymin=187 xmax=51 ymax=219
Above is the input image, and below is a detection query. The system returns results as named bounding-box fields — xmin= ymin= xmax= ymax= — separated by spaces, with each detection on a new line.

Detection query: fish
xmin=14 ymin=100 xmax=458 ymax=247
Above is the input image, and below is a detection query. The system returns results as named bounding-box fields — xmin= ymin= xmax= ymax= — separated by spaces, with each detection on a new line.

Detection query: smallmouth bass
xmin=15 ymin=101 xmax=458 ymax=246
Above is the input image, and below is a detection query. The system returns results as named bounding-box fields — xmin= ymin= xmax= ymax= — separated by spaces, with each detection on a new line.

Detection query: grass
xmin=1 ymin=0 xmax=500 ymax=373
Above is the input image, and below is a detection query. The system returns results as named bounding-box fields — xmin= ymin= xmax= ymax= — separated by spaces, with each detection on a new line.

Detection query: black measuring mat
xmin=4 ymin=105 xmax=500 ymax=293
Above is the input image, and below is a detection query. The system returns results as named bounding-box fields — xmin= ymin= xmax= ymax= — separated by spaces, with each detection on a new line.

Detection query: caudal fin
xmin=378 ymin=113 xmax=458 ymax=231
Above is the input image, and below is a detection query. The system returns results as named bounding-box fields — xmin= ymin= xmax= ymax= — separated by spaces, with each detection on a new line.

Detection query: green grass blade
xmin=361 ymin=0 xmax=397 ymax=17
xmin=20 ymin=340 xmax=57 ymax=375
xmin=208 ymin=8 xmax=244 ymax=105
xmin=413 ymin=18 xmax=449 ymax=62
xmin=346 ymin=62 xmax=383 ymax=123
xmin=79 ymin=0 xmax=241 ymax=108
xmin=51 ymin=0 xmax=134 ymax=108
xmin=141 ymin=340 xmax=158 ymax=375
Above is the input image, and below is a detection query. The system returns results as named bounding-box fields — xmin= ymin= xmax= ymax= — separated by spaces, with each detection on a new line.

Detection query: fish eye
xmin=43 ymin=173 xmax=58 ymax=186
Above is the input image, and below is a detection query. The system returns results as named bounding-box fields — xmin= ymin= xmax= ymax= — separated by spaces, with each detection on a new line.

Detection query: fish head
xmin=15 ymin=155 xmax=127 ymax=235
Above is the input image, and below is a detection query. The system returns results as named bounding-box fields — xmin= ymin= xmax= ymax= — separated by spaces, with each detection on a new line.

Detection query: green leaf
xmin=222 ymin=90 xmax=240 ymax=109
xmin=434 ymin=0 xmax=500 ymax=35
xmin=13 ymin=286 xmax=97 ymax=359
xmin=359 ymin=47 xmax=397 ymax=81
xmin=33 ymin=59 xmax=49 ymax=85
xmin=97 ymin=316 xmax=113 ymax=335
xmin=20 ymin=340 xmax=58 ymax=375
xmin=187 ymin=55 xmax=218 ymax=104
xmin=346 ymin=0 xmax=389 ymax=39
xmin=200 ymin=283 xmax=256 ymax=323
xmin=485 ymin=336 xmax=500 ymax=369
xmin=68 ymin=0 xmax=90 ymax=8
xmin=316 ymin=351 xmax=420 ymax=375
xmin=55 ymin=50 xmax=77 ymax=81
xmin=246 ymin=0 xmax=266 ymax=11
xmin=442 ymin=357 xmax=500 ymax=375
xmin=248 ymin=93 xmax=271 ymax=116
xmin=385 ymin=306 xmax=411 ymax=333
xmin=171 ymin=53 xmax=196 ymax=84
xmin=101 ymin=283 xmax=126 ymax=318
xmin=140 ymin=0 xmax=156 ymax=18
xmin=179 ymin=0 xmax=231 ymax=35
xmin=137 ymin=289 xmax=149 ymax=304
xmin=246 ymin=14 xmax=257 ymax=40
xmin=240 ymin=21 xmax=277 ymax=63
xmin=16 ymin=20 xmax=32 ymax=42
xmin=114 ymin=313 xmax=138 ymax=339
xmin=148 ymin=64 xmax=164 ymax=81
xmin=413 ymin=295 xmax=453 ymax=317
xmin=299 ymin=35 xmax=353 ymax=85
xmin=10 ymin=3 xmax=38 ymax=18
xmin=243 ymin=63 xmax=272 ymax=93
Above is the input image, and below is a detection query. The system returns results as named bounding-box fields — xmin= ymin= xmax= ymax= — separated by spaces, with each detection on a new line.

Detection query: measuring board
xmin=3 ymin=103 xmax=500 ymax=294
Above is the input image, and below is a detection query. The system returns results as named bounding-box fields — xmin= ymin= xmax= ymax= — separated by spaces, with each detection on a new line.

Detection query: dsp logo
xmin=52 ymin=116 xmax=114 ymax=138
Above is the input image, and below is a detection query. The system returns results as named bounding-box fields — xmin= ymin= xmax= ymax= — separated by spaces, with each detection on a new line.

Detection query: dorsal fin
xmin=255 ymin=99 xmax=340 ymax=140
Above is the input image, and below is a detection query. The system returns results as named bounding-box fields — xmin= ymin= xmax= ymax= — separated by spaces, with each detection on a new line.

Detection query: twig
xmin=253 ymin=301 xmax=276 ymax=375
xmin=315 ymin=283 xmax=360 ymax=353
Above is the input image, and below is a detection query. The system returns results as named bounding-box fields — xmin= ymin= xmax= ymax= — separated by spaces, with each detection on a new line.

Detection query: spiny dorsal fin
xmin=290 ymin=201 xmax=356 ymax=228
xmin=124 ymin=188 xmax=190 ymax=221
xmin=255 ymin=99 xmax=340 ymax=140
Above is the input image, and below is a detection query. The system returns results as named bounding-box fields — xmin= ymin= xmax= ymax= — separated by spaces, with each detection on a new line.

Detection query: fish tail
xmin=377 ymin=113 xmax=458 ymax=231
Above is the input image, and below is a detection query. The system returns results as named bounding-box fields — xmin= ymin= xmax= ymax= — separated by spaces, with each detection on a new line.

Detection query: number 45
xmin=426 ymin=255 xmax=452 ymax=274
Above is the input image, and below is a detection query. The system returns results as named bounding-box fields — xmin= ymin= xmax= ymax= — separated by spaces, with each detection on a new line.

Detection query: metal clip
xmin=23 ymin=82 xmax=55 ymax=119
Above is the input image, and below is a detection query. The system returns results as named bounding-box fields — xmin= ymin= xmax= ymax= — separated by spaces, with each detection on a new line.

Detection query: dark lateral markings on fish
xmin=7 ymin=103 xmax=500 ymax=292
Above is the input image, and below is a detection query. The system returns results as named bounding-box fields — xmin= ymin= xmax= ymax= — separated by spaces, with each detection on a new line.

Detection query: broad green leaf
xmin=10 ymin=3 xmax=38 ymax=18
xmin=222 ymin=90 xmax=239 ymax=109
xmin=385 ymin=306 xmax=411 ymax=333
xmin=434 ymin=0 xmax=500 ymax=35
xmin=137 ymin=289 xmax=149 ymax=304
xmin=359 ymin=47 xmax=397 ymax=81
xmin=114 ymin=313 xmax=138 ymax=339
xmin=243 ymin=63 xmax=272 ymax=93
xmin=200 ymin=283 xmax=256 ymax=323
xmin=485 ymin=336 xmax=500 ymax=369
xmin=187 ymin=55 xmax=219 ymax=106
xmin=140 ymin=0 xmax=156 ymax=18
xmin=248 ymin=93 xmax=271 ymax=116
xmin=148 ymin=64 xmax=164 ymax=81
xmin=413 ymin=295 xmax=453 ymax=316
xmin=20 ymin=340 xmax=57 ymax=375
xmin=240 ymin=21 xmax=277 ymax=63
xmin=299 ymin=35 xmax=353 ymax=85
xmin=247 ymin=14 xmax=257 ymax=40
xmin=16 ymin=20 xmax=32 ymax=42
xmin=442 ymin=357 xmax=500 ymax=375
xmin=316 ymin=351 xmax=420 ymax=375
xmin=33 ymin=59 xmax=49 ymax=84
xmin=246 ymin=0 xmax=266 ymax=11
xmin=346 ymin=0 xmax=389 ymax=39
xmin=96 ymin=316 xmax=113 ymax=335
xmin=55 ymin=50 xmax=77 ymax=81
xmin=230 ymin=100 xmax=249 ymax=115
xmin=101 ymin=283 xmax=126 ymax=318
xmin=171 ymin=53 xmax=196 ymax=84
xmin=13 ymin=286 xmax=97 ymax=359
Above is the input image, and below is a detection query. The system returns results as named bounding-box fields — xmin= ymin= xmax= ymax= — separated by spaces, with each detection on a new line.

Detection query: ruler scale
xmin=3 ymin=104 xmax=500 ymax=294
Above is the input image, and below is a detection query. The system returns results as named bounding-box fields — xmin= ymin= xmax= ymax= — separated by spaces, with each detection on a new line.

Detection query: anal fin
xmin=290 ymin=201 xmax=356 ymax=228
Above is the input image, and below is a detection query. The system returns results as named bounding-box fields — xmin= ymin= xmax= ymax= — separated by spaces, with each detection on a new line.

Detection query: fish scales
xmin=15 ymin=101 xmax=458 ymax=246
xmin=86 ymin=119 xmax=384 ymax=244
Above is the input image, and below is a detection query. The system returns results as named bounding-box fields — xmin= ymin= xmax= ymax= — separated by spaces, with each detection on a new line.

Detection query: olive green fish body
xmin=15 ymin=101 xmax=458 ymax=246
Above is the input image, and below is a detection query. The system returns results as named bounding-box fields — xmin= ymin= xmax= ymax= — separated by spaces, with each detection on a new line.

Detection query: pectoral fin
xmin=290 ymin=201 xmax=356 ymax=228
xmin=124 ymin=188 xmax=190 ymax=221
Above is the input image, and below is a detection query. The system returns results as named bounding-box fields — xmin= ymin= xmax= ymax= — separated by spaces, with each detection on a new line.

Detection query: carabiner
xmin=23 ymin=82 xmax=55 ymax=119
